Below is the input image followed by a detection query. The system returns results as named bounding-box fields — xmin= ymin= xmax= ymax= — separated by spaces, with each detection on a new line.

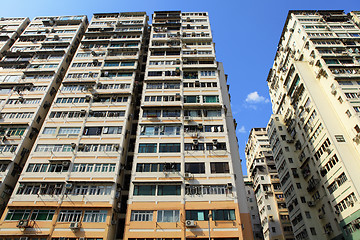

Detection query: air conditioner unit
xmin=71 ymin=143 xmax=77 ymax=149
xmin=69 ymin=222 xmax=80 ymax=229
xmin=185 ymin=220 xmax=196 ymax=227
xmin=184 ymin=173 xmax=192 ymax=178
xmin=65 ymin=183 xmax=73 ymax=189
xmin=307 ymin=201 xmax=315 ymax=207
xmin=17 ymin=219 xmax=29 ymax=228
xmin=212 ymin=139 xmax=218 ymax=145
xmin=227 ymin=182 xmax=233 ymax=189
xmin=324 ymin=148 xmax=331 ymax=154
xmin=184 ymin=116 xmax=191 ymax=121
xmin=269 ymin=215 xmax=274 ymax=221
xmin=331 ymin=89 xmax=337 ymax=95
xmin=325 ymin=229 xmax=333 ymax=235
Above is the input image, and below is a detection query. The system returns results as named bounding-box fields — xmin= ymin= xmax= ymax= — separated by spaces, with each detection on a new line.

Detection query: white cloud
xmin=237 ymin=125 xmax=246 ymax=133
xmin=245 ymin=91 xmax=269 ymax=103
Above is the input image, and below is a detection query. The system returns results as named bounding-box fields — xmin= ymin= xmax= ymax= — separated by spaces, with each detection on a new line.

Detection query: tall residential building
xmin=0 ymin=12 xmax=148 ymax=239
xmin=0 ymin=15 xmax=87 ymax=216
xmin=266 ymin=10 xmax=360 ymax=240
xmin=244 ymin=175 xmax=264 ymax=240
xmin=245 ymin=128 xmax=294 ymax=240
xmin=124 ymin=11 xmax=253 ymax=240
xmin=0 ymin=17 xmax=30 ymax=58
xmin=0 ymin=11 xmax=252 ymax=240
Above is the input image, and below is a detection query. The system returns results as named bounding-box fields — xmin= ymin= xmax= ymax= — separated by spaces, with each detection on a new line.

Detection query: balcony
xmin=307 ymin=179 xmax=320 ymax=192
xmin=331 ymin=67 xmax=360 ymax=79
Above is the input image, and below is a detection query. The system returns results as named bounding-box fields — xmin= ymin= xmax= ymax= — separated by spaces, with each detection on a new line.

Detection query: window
xmin=103 ymin=126 xmax=122 ymax=134
xmin=231 ymin=211 xmax=243 ymax=221
xmin=210 ymin=162 xmax=230 ymax=173
xmin=131 ymin=210 xmax=153 ymax=221
xmin=200 ymin=71 xmax=216 ymax=77
xmin=157 ymin=185 xmax=181 ymax=195
xmin=184 ymin=110 xmax=201 ymax=117
xmin=43 ymin=127 xmax=56 ymax=135
xmin=159 ymin=143 xmax=180 ymax=152
xmin=136 ymin=163 xmax=180 ymax=172
xmin=335 ymin=135 xmax=345 ymax=142
xmin=133 ymin=185 xmax=156 ymax=196
xmin=163 ymin=110 xmax=180 ymax=117
xmin=83 ymin=210 xmax=107 ymax=222
xmin=83 ymin=127 xmax=103 ymax=136
xmin=184 ymin=95 xmax=200 ymax=103
xmin=138 ymin=143 xmax=157 ymax=153
xmin=185 ymin=163 xmax=205 ymax=174
xmin=204 ymin=110 xmax=221 ymax=117
xmin=35 ymin=144 xmax=72 ymax=152
xmin=186 ymin=210 xmax=209 ymax=221
xmin=203 ymin=96 xmax=219 ymax=103
xmin=206 ymin=142 xmax=226 ymax=150
xmin=30 ymin=210 xmax=55 ymax=221
xmin=157 ymin=210 xmax=180 ymax=222
xmin=58 ymin=127 xmax=81 ymax=135
xmin=185 ymin=185 xmax=228 ymax=195
xmin=5 ymin=209 xmax=31 ymax=220
xmin=57 ymin=210 xmax=82 ymax=222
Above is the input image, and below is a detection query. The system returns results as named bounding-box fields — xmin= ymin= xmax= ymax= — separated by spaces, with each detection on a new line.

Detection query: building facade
xmin=0 ymin=15 xmax=87 ymax=217
xmin=245 ymin=128 xmax=293 ymax=240
xmin=0 ymin=11 xmax=253 ymax=240
xmin=123 ymin=11 xmax=253 ymax=240
xmin=0 ymin=17 xmax=30 ymax=58
xmin=244 ymin=175 xmax=264 ymax=240
xmin=266 ymin=10 xmax=360 ymax=240
xmin=0 ymin=12 xmax=148 ymax=239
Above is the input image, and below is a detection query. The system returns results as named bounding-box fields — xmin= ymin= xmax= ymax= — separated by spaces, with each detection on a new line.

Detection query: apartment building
xmin=0 ymin=15 xmax=87 ymax=217
xmin=266 ymin=10 xmax=360 ymax=240
xmin=0 ymin=17 xmax=30 ymax=58
xmin=246 ymin=128 xmax=293 ymax=240
xmin=244 ymin=176 xmax=264 ymax=240
xmin=123 ymin=11 xmax=253 ymax=240
xmin=0 ymin=12 xmax=147 ymax=239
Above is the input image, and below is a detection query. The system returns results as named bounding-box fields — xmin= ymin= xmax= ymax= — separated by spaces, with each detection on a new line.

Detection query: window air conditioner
xmin=69 ymin=222 xmax=80 ymax=229
xmin=185 ymin=220 xmax=196 ymax=227
xmin=17 ymin=219 xmax=29 ymax=228
xmin=184 ymin=173 xmax=192 ymax=178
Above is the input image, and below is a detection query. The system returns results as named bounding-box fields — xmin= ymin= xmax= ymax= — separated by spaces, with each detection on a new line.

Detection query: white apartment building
xmin=266 ymin=10 xmax=360 ymax=240
xmin=0 ymin=12 xmax=147 ymax=240
xmin=0 ymin=15 xmax=87 ymax=218
xmin=0 ymin=10 xmax=253 ymax=240
xmin=244 ymin=175 xmax=264 ymax=240
xmin=0 ymin=17 xmax=30 ymax=58
xmin=124 ymin=10 xmax=253 ymax=240
xmin=246 ymin=128 xmax=294 ymax=240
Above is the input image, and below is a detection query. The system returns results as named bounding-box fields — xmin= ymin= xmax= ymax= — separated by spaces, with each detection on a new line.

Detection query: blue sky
xmin=1 ymin=0 xmax=357 ymax=173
